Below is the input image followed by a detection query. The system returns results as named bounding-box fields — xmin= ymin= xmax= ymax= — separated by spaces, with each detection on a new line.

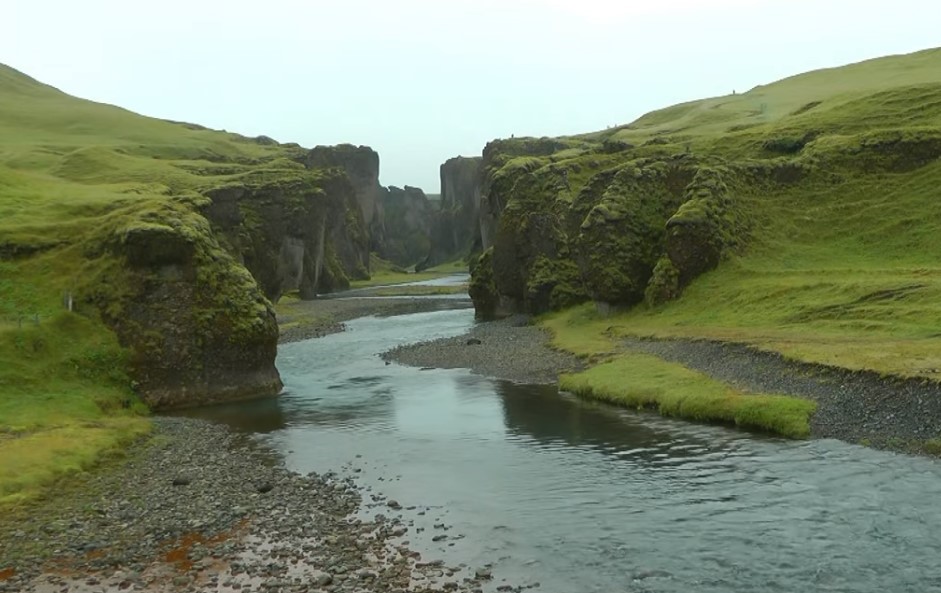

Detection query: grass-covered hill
xmin=0 ymin=64 xmax=370 ymax=504
xmin=471 ymin=47 xmax=941 ymax=383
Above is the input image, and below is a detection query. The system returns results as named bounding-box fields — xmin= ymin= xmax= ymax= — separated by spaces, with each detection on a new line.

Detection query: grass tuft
xmin=559 ymin=355 xmax=816 ymax=439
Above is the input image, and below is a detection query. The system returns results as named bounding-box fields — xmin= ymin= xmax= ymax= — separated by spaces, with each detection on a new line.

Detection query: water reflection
xmin=170 ymin=309 xmax=941 ymax=593
xmin=496 ymin=381 xmax=781 ymax=466
xmin=170 ymin=396 xmax=287 ymax=433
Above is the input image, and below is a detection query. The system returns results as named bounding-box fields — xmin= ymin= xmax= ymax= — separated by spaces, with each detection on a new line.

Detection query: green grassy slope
xmin=596 ymin=48 xmax=941 ymax=377
xmin=469 ymin=48 xmax=941 ymax=437
xmin=593 ymin=48 xmax=941 ymax=147
xmin=488 ymin=47 xmax=941 ymax=379
xmin=0 ymin=64 xmax=308 ymax=505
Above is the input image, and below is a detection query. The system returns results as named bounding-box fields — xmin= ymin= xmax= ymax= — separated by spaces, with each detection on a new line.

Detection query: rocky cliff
xmin=204 ymin=169 xmax=368 ymax=300
xmin=0 ymin=62 xmax=382 ymax=410
xmin=305 ymin=144 xmax=384 ymax=266
xmin=380 ymin=185 xmax=434 ymax=266
xmin=80 ymin=195 xmax=283 ymax=409
xmin=469 ymin=51 xmax=941 ymax=321
xmin=419 ymin=156 xmax=482 ymax=270
xmin=468 ymin=138 xmax=751 ymax=319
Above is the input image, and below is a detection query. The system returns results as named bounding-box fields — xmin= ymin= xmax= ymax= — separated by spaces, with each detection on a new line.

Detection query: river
xmin=183 ymin=306 xmax=941 ymax=593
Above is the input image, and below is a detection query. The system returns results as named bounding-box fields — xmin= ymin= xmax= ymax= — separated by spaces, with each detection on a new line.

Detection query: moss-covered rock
xmin=663 ymin=166 xmax=733 ymax=287
xmin=526 ymin=256 xmax=589 ymax=312
xmin=202 ymin=168 xmax=368 ymax=301
xmin=644 ymin=256 xmax=681 ymax=306
xmin=468 ymin=247 xmax=499 ymax=319
xmin=574 ymin=161 xmax=692 ymax=306
xmin=304 ymin=144 xmax=381 ymax=265
xmin=88 ymin=200 xmax=281 ymax=410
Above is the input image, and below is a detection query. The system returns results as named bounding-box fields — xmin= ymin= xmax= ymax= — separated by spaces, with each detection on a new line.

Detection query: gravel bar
xmin=0 ymin=417 xmax=523 ymax=593
xmin=623 ymin=337 xmax=941 ymax=449
xmin=279 ymin=297 xmax=472 ymax=344
xmin=383 ymin=315 xmax=583 ymax=385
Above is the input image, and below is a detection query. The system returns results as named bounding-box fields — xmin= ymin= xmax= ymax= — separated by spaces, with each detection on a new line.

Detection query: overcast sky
xmin=4 ymin=0 xmax=938 ymax=191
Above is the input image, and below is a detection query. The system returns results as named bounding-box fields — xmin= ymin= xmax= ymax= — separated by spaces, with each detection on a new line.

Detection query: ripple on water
xmin=190 ymin=309 xmax=941 ymax=593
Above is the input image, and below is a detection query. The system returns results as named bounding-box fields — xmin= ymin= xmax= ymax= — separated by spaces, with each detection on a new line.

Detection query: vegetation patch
xmin=559 ymin=355 xmax=816 ymax=438
xmin=0 ymin=313 xmax=149 ymax=506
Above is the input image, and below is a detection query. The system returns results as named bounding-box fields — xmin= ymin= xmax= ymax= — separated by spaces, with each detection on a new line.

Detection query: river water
xmin=185 ymin=307 xmax=941 ymax=593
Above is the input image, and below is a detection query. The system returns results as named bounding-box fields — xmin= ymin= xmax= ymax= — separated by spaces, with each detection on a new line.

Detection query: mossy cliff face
xmin=202 ymin=169 xmax=368 ymax=301
xmin=82 ymin=198 xmax=281 ymax=410
xmin=469 ymin=138 xmax=747 ymax=318
xmin=0 ymin=64 xmax=389 ymax=413
xmin=306 ymin=144 xmax=384 ymax=262
xmin=381 ymin=185 xmax=433 ymax=266
xmin=419 ymin=156 xmax=482 ymax=270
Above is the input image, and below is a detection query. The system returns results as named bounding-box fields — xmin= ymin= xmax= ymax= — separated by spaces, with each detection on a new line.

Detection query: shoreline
xmin=8 ymin=294 xmax=941 ymax=589
xmin=622 ymin=337 xmax=941 ymax=452
xmin=277 ymin=295 xmax=472 ymax=344
xmin=0 ymin=417 xmax=506 ymax=593
xmin=383 ymin=315 xmax=583 ymax=385
xmin=379 ymin=306 xmax=941 ymax=456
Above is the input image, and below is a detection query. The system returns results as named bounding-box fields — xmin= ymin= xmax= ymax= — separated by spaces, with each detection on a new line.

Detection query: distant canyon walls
xmin=305 ymin=144 xmax=444 ymax=269
xmin=419 ymin=156 xmax=483 ymax=270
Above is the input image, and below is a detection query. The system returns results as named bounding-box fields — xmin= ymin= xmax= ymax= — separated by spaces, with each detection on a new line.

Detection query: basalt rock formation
xmin=468 ymin=144 xmax=746 ymax=318
xmin=469 ymin=49 xmax=941 ymax=321
xmin=203 ymin=170 xmax=368 ymax=301
xmin=380 ymin=185 xmax=434 ymax=266
xmin=88 ymin=197 xmax=283 ymax=409
xmin=419 ymin=156 xmax=482 ymax=270
xmin=305 ymin=144 xmax=384 ymax=267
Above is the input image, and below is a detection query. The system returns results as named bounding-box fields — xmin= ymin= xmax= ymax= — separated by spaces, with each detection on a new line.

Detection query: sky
xmin=3 ymin=0 xmax=938 ymax=192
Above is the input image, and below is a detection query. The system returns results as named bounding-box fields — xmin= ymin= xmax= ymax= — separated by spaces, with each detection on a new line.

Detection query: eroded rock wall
xmin=419 ymin=156 xmax=482 ymax=270
xmin=380 ymin=185 xmax=433 ymax=266
xmin=203 ymin=170 xmax=368 ymax=301
xmin=306 ymin=144 xmax=384 ymax=264
xmin=86 ymin=198 xmax=282 ymax=410
xmin=83 ymin=165 xmax=371 ymax=410
xmin=468 ymin=138 xmax=748 ymax=319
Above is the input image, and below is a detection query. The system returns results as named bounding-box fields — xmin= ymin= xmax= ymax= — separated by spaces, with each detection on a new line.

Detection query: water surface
xmin=184 ymin=309 xmax=941 ymax=593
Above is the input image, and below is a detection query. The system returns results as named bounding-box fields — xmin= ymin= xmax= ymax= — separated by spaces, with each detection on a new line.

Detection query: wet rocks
xmin=278 ymin=296 xmax=472 ymax=344
xmin=383 ymin=315 xmax=582 ymax=384
xmin=623 ymin=337 xmax=941 ymax=452
xmin=0 ymin=417 xmax=515 ymax=593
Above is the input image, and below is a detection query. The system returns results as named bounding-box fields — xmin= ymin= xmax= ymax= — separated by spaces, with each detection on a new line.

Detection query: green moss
xmin=574 ymin=161 xmax=685 ymax=304
xmin=469 ymin=247 xmax=499 ymax=319
xmin=559 ymin=354 xmax=816 ymax=438
xmin=526 ymin=256 xmax=589 ymax=312
xmin=644 ymin=256 xmax=680 ymax=306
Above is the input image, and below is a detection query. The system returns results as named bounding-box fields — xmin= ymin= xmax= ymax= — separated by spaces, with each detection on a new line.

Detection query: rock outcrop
xmin=419 ymin=156 xmax=482 ymax=270
xmin=380 ymin=185 xmax=434 ymax=266
xmin=203 ymin=169 xmax=369 ymax=301
xmin=468 ymin=137 xmax=746 ymax=319
xmin=305 ymin=144 xmax=384 ymax=264
xmin=86 ymin=197 xmax=282 ymax=410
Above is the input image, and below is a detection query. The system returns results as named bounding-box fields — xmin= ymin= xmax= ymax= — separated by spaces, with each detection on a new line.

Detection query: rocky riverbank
xmin=383 ymin=315 xmax=583 ymax=385
xmin=0 ymin=418 xmax=520 ymax=593
xmin=278 ymin=296 xmax=472 ymax=344
xmin=622 ymin=338 xmax=941 ymax=452
xmin=384 ymin=310 xmax=941 ymax=454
